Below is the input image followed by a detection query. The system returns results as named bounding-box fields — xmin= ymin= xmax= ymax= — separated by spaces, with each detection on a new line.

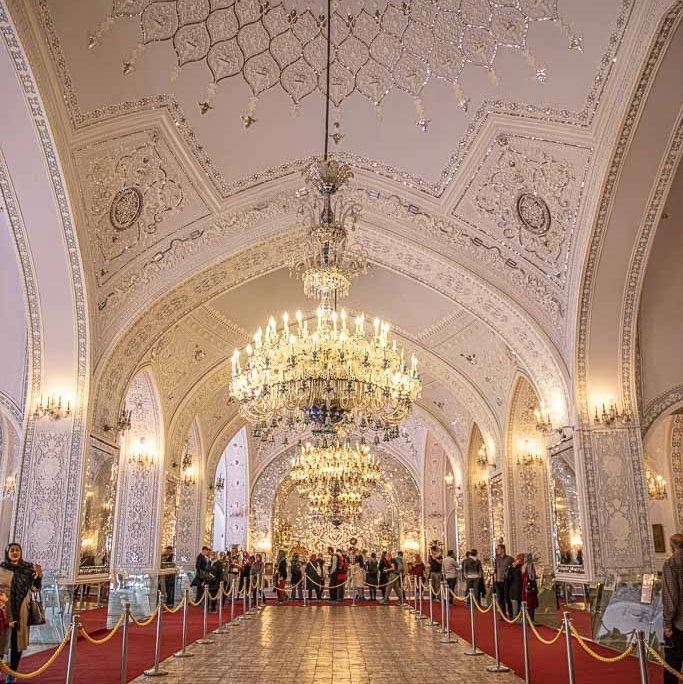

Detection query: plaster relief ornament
xmin=88 ymin=0 xmax=582 ymax=130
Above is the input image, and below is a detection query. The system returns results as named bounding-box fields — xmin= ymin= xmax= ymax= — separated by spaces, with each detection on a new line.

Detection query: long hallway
xmin=130 ymin=605 xmax=520 ymax=684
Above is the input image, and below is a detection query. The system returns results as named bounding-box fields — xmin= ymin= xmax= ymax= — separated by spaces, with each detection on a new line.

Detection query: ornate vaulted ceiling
xmin=7 ymin=0 xmax=670 ymax=473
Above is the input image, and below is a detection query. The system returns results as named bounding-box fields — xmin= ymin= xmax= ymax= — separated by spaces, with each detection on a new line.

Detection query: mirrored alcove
xmin=549 ymin=436 xmax=584 ymax=574
xmin=79 ymin=436 xmax=118 ymax=576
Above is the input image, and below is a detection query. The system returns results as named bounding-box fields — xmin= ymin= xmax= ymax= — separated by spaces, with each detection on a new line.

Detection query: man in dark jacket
xmin=663 ymin=533 xmax=683 ymax=683
xmin=190 ymin=546 xmax=212 ymax=601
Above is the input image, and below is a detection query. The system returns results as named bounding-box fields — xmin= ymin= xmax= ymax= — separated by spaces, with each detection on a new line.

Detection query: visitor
xmin=305 ymin=554 xmax=323 ymax=602
xmin=335 ymin=549 xmax=348 ymax=602
xmin=209 ymin=552 xmax=227 ymax=612
xmin=381 ymin=553 xmax=404 ymax=605
xmin=409 ymin=553 xmax=425 ymax=589
xmin=160 ymin=545 xmax=176 ymax=606
xmin=0 ymin=584 xmax=12 ymax=677
xmin=365 ymin=552 xmax=379 ymax=601
xmin=290 ymin=553 xmax=303 ymax=600
xmin=378 ymin=551 xmax=390 ymax=601
xmin=326 ymin=546 xmax=338 ymax=602
xmin=275 ymin=550 xmax=287 ymax=604
xmin=462 ymin=548 xmax=483 ymax=605
xmin=521 ymin=554 xmax=538 ymax=621
xmin=494 ymin=544 xmax=514 ymax=618
xmin=663 ymin=533 xmax=683 ymax=683
xmin=442 ymin=550 xmax=457 ymax=604
xmin=351 ymin=555 xmax=366 ymax=601
xmin=0 ymin=543 xmax=42 ymax=682
xmin=508 ymin=552 xmax=524 ymax=617
xmin=252 ymin=553 xmax=264 ymax=603
xmin=191 ymin=545 xmax=212 ymax=602
xmin=428 ymin=545 xmax=443 ymax=600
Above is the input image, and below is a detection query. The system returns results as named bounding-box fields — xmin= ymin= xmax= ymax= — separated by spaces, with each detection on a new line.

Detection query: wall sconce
xmin=1 ymin=476 xmax=16 ymax=500
xmin=517 ymin=438 xmax=544 ymax=467
xmin=645 ymin=468 xmax=667 ymax=500
xmin=444 ymin=472 xmax=454 ymax=487
xmin=534 ymin=402 xmax=552 ymax=433
xmin=476 ymin=444 xmax=492 ymax=469
xmin=34 ymin=394 xmax=71 ymax=420
xmin=103 ymin=403 xmax=132 ymax=436
xmin=593 ymin=397 xmax=631 ymax=427
xmin=128 ymin=437 xmax=154 ymax=469
xmin=215 ymin=475 xmax=225 ymax=492
xmin=181 ymin=467 xmax=197 ymax=487
xmin=473 ymin=478 xmax=488 ymax=493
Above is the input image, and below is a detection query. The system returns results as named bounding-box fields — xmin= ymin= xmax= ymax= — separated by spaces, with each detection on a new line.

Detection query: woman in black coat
xmin=507 ymin=553 xmax=524 ymax=617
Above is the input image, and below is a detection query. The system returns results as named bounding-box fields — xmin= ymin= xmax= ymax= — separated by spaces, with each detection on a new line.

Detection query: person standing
xmin=365 ymin=552 xmax=379 ymax=601
xmin=494 ymin=544 xmax=514 ymax=618
xmin=378 ymin=551 xmax=390 ymax=602
xmin=305 ymin=554 xmax=323 ymax=602
xmin=442 ymin=550 xmax=458 ymax=604
xmin=521 ymin=554 xmax=539 ymax=621
xmin=160 ymin=545 xmax=176 ymax=606
xmin=275 ymin=550 xmax=288 ymax=604
xmin=381 ymin=554 xmax=404 ymax=605
xmin=251 ymin=553 xmax=264 ymax=603
xmin=0 ymin=584 xmax=13 ymax=676
xmin=462 ymin=549 xmax=483 ymax=605
xmin=326 ymin=547 xmax=338 ymax=602
xmin=508 ymin=553 xmax=524 ymax=617
xmin=428 ymin=546 xmax=443 ymax=600
xmin=663 ymin=533 xmax=683 ymax=683
xmin=290 ymin=553 xmax=303 ymax=601
xmin=190 ymin=545 xmax=212 ymax=602
xmin=351 ymin=555 xmax=366 ymax=601
xmin=0 ymin=543 xmax=42 ymax=683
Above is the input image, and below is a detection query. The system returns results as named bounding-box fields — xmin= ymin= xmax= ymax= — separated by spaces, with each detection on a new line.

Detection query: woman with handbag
xmin=0 ymin=543 xmax=43 ymax=683
xmin=521 ymin=554 xmax=539 ymax=620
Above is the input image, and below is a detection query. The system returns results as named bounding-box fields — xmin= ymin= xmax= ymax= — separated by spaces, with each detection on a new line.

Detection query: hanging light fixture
xmin=229 ymin=0 xmax=421 ymax=446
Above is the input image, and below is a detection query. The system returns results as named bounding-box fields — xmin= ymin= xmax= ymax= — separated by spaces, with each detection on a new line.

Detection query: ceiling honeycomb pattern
xmin=92 ymin=0 xmax=581 ymax=122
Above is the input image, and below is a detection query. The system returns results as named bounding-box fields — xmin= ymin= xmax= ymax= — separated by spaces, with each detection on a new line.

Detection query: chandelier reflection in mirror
xmin=645 ymin=467 xmax=667 ymax=500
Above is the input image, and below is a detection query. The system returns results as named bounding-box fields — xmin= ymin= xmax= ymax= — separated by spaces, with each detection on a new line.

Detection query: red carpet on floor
xmin=18 ymin=601 xmax=245 ymax=683
xmin=16 ymin=598 xmax=664 ymax=683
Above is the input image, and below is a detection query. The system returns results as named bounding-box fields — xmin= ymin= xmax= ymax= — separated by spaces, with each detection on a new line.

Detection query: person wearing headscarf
xmin=0 ymin=543 xmax=42 ymax=682
xmin=275 ymin=550 xmax=287 ymax=604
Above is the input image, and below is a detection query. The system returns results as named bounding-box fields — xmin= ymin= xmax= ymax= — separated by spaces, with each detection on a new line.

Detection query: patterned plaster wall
xmin=465 ymin=423 xmax=491 ymax=561
xmin=504 ymin=376 xmax=552 ymax=566
xmin=112 ymin=369 xmax=165 ymax=571
xmin=175 ymin=418 xmax=203 ymax=564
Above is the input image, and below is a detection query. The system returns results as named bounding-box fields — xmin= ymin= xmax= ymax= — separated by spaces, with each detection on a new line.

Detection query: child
xmin=0 ymin=584 xmax=15 ymax=675
xmin=351 ymin=555 xmax=365 ymax=601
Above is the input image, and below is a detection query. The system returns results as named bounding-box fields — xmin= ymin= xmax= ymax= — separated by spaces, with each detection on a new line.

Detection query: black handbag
xmin=28 ymin=591 xmax=46 ymax=626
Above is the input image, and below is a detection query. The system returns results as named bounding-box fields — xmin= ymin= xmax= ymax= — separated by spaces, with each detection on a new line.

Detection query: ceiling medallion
xmin=109 ymin=187 xmax=143 ymax=231
xmin=516 ymin=192 xmax=551 ymax=236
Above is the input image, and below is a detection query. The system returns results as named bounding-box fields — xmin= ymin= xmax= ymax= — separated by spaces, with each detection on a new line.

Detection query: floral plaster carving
xmin=643 ymin=385 xmax=683 ymax=436
xmin=454 ymin=133 xmax=592 ymax=287
xmin=670 ymin=416 xmax=683 ymax=531
xmin=466 ymin=425 xmax=491 ymax=560
xmin=112 ymin=369 xmax=164 ymax=570
xmin=25 ymin=0 xmax=634 ymax=198
xmin=423 ymin=435 xmax=446 ymax=544
xmin=73 ymin=128 xmax=208 ymax=285
xmin=175 ymin=419 xmax=203 ymax=564
xmin=504 ymin=376 xmax=552 ymax=566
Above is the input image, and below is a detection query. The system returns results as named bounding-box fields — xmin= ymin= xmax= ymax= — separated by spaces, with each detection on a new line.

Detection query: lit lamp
xmin=473 ymin=478 xmax=488 ymax=493
xmin=128 ymin=437 xmax=154 ymax=469
xmin=403 ymin=539 xmax=420 ymax=552
xmin=34 ymin=394 xmax=71 ymax=420
xmin=645 ymin=467 xmax=667 ymax=500
xmin=1 ymin=476 xmax=16 ymax=500
xmin=534 ymin=402 xmax=552 ymax=433
xmin=476 ymin=444 xmax=491 ymax=469
xmin=103 ymin=403 xmax=132 ymax=436
xmin=215 ymin=475 xmax=225 ymax=492
xmin=444 ymin=472 xmax=454 ymax=487
xmin=593 ymin=396 xmax=631 ymax=427
xmin=517 ymin=438 xmax=543 ymax=467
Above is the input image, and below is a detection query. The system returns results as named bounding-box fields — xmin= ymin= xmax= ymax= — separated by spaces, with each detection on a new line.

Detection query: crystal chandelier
xmin=229 ymin=4 xmax=421 ymax=445
xmin=645 ymin=467 xmax=667 ymax=500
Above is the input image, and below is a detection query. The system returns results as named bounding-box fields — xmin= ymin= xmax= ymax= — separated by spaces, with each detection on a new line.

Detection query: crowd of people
xmin=190 ymin=542 xmax=538 ymax=618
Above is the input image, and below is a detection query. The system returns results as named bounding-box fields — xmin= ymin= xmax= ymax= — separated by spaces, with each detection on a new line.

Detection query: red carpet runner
xmin=17 ymin=599 xmax=664 ymax=682
xmin=18 ymin=602 xmax=244 ymax=683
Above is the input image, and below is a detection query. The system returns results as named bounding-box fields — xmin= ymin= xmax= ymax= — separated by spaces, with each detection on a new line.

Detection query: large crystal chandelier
xmin=229 ymin=5 xmax=421 ymax=445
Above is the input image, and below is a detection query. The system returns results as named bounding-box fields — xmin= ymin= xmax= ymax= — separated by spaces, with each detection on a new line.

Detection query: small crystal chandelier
xmin=645 ymin=467 xmax=667 ymax=500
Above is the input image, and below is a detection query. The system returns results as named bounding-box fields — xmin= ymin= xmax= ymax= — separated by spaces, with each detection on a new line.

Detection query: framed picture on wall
xmin=652 ymin=523 xmax=666 ymax=553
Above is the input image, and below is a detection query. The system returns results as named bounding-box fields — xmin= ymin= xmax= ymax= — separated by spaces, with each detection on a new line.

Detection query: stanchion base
xmin=143 ymin=669 xmax=169 ymax=677
xmin=486 ymin=664 xmax=511 ymax=673
xmin=173 ymin=650 xmax=194 ymax=658
xmin=426 ymin=619 xmax=437 ymax=626
xmin=464 ymin=648 xmax=485 ymax=656
xmin=440 ymin=633 xmax=457 ymax=643
xmin=228 ymin=620 xmax=241 ymax=626
xmin=415 ymin=614 xmax=426 ymax=620
xmin=214 ymin=626 xmax=230 ymax=634
xmin=196 ymin=638 xmax=214 ymax=644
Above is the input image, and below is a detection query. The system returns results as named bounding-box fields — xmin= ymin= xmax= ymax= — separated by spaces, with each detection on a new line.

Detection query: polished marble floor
xmin=131 ymin=605 xmax=521 ymax=684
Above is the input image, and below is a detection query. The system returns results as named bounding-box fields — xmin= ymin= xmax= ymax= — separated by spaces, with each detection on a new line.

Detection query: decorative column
xmin=466 ymin=425 xmax=491 ymax=561
xmin=175 ymin=422 xmax=202 ymax=564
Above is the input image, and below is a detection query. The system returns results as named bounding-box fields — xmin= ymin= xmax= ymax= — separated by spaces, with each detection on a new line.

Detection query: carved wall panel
xmin=161 ymin=475 xmax=179 ymax=549
xmin=112 ymin=369 xmax=164 ymax=571
xmin=454 ymin=134 xmax=592 ymax=289
xmin=73 ymin=128 xmax=209 ymax=286
xmin=671 ymin=416 xmax=683 ymax=531
xmin=456 ymin=490 xmax=466 ymax=563
xmin=466 ymin=424 xmax=490 ymax=561
xmin=175 ymin=419 xmax=203 ymax=564
xmin=490 ymin=473 xmax=505 ymax=546
xmin=504 ymin=376 xmax=552 ymax=566
xmin=423 ymin=435 xmax=446 ymax=546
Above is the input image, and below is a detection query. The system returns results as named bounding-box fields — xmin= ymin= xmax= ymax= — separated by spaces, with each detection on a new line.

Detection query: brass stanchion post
xmin=440 ymin=581 xmax=456 ymax=643
xmin=65 ymin=613 xmax=80 ymax=684
xmin=215 ymin=581 xmax=229 ymax=634
xmin=464 ymin=589 xmax=484 ymax=656
xmin=143 ymin=591 xmax=168 ymax=677
xmin=196 ymin=588 xmax=214 ymax=644
xmin=229 ymin=576 xmax=239 ymax=626
xmin=563 ymin=611 xmax=576 ymax=684
xmin=242 ymin=580 xmax=251 ymax=618
xmin=174 ymin=589 xmax=194 ymax=657
xmin=427 ymin=579 xmax=436 ymax=626
xmin=416 ymin=578 xmax=426 ymax=620
xmin=636 ymin=630 xmax=650 ymax=684
xmin=120 ymin=601 xmax=131 ymax=684
xmin=486 ymin=593 xmax=510 ymax=672
xmin=521 ymin=602 xmax=531 ymax=684
xmin=437 ymin=581 xmax=447 ymax=633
